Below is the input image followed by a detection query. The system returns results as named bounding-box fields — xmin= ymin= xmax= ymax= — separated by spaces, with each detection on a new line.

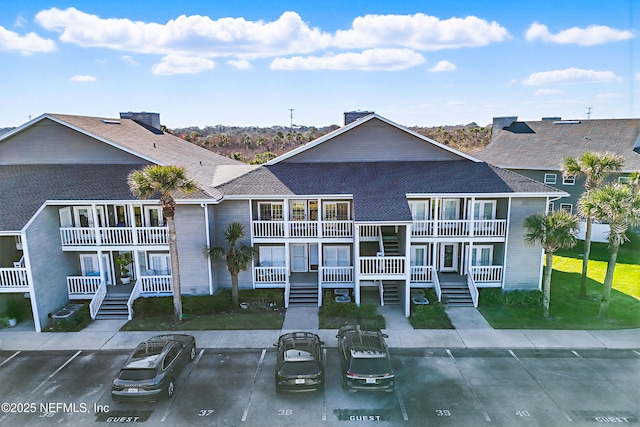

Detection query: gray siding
xmin=503 ymin=198 xmax=547 ymax=290
xmin=26 ymin=206 xmax=77 ymax=330
xmin=284 ymin=119 xmax=464 ymax=163
xmin=0 ymin=119 xmax=145 ymax=164
xmin=211 ymin=200 xmax=253 ymax=291
xmin=174 ymin=205 xmax=210 ymax=295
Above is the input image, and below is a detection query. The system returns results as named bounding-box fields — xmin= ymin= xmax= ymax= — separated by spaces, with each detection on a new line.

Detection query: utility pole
xmin=586 ymin=107 xmax=592 ymax=119
xmin=289 ymin=108 xmax=294 ymax=133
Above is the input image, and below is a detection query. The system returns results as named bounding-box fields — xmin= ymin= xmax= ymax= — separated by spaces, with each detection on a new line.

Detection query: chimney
xmin=344 ymin=111 xmax=374 ymax=126
xmin=120 ymin=111 xmax=161 ymax=130
xmin=492 ymin=116 xmax=518 ymax=138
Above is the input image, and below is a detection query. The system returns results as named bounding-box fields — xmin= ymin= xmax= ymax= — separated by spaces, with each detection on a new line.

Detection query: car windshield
xmin=349 ymin=357 xmax=391 ymax=375
xmin=280 ymin=360 xmax=320 ymax=376
xmin=118 ymin=368 xmax=156 ymax=380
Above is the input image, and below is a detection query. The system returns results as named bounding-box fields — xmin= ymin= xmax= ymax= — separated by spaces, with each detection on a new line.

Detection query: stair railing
xmin=127 ymin=278 xmax=143 ymax=320
xmin=431 ymin=268 xmax=442 ymax=302
xmin=467 ymin=274 xmax=479 ymax=307
xmin=378 ymin=280 xmax=385 ymax=306
xmin=89 ymin=279 xmax=107 ymax=319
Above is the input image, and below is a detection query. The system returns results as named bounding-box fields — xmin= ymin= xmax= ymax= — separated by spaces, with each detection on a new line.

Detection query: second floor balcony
xmin=60 ymin=226 xmax=168 ymax=247
xmin=412 ymin=219 xmax=507 ymax=238
xmin=253 ymin=220 xmax=353 ymax=239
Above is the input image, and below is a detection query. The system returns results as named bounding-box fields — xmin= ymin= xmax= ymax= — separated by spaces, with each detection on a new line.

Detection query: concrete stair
xmin=440 ymin=279 xmax=474 ymax=307
xmin=287 ymin=285 xmax=318 ymax=306
xmin=382 ymin=281 xmax=400 ymax=305
xmin=96 ymin=294 xmax=129 ymax=319
xmin=382 ymin=234 xmax=401 ymax=255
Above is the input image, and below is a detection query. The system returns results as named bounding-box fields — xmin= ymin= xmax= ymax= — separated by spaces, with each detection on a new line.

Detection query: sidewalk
xmin=0 ymin=308 xmax=638 ymax=351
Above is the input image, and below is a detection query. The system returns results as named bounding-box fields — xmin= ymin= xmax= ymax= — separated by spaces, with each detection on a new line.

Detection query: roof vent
xmin=344 ymin=111 xmax=374 ymax=126
xmin=101 ymin=119 xmax=121 ymax=125
xmin=542 ymin=117 xmax=561 ymax=121
xmin=553 ymin=120 xmax=581 ymax=124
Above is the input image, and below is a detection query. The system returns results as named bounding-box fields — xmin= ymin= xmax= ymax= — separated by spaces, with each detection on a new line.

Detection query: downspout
xmin=202 ymin=203 xmax=213 ymax=295
xmin=502 ymin=197 xmax=512 ymax=289
xmin=21 ymin=230 xmax=41 ymax=332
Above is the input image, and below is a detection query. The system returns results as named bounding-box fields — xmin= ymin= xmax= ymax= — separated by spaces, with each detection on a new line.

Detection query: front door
xmin=439 ymin=243 xmax=458 ymax=272
xmin=290 ymin=244 xmax=308 ymax=272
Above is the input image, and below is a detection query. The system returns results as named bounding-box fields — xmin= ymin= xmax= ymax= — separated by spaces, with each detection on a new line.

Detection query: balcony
xmin=0 ymin=267 xmax=29 ymax=291
xmin=253 ymin=220 xmax=353 ymax=239
xmin=60 ymin=226 xmax=168 ymax=247
xmin=470 ymin=265 xmax=503 ymax=283
xmin=412 ymin=219 xmax=506 ymax=238
xmin=360 ymin=256 xmax=405 ymax=279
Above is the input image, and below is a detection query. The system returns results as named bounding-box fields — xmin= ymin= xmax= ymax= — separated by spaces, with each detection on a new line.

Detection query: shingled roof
xmin=475 ymin=118 xmax=640 ymax=171
xmin=216 ymin=161 xmax=564 ymax=222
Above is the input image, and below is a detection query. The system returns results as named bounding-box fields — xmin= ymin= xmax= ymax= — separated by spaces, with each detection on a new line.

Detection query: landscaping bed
xmin=318 ymin=292 xmax=385 ymax=329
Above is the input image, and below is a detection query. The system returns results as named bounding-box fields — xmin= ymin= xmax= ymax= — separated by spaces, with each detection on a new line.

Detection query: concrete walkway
xmin=0 ymin=307 xmax=638 ymax=351
xmin=445 ymin=307 xmax=493 ymax=330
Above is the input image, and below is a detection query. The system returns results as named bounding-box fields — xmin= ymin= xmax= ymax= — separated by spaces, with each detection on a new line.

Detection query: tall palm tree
xmin=128 ymin=165 xmax=197 ymax=322
xmin=562 ymin=151 xmax=624 ymax=298
xmin=580 ymin=183 xmax=640 ymax=318
xmin=524 ymin=210 xmax=579 ymax=317
xmin=204 ymin=222 xmax=257 ymax=307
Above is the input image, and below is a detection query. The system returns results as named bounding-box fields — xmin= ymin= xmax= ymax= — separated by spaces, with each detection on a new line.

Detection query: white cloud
xmin=535 ymin=88 xmax=563 ymax=95
xmin=525 ymin=22 xmax=635 ymax=45
xmin=596 ymin=92 xmax=625 ymax=99
xmin=0 ymin=25 xmax=56 ymax=55
xmin=270 ymin=48 xmax=425 ymax=71
xmin=635 ymin=72 xmax=640 ymax=80
xmin=152 ymin=55 xmax=215 ymax=75
xmin=227 ymin=59 xmax=251 ymax=69
xmin=523 ymin=68 xmax=621 ymax=85
xmin=334 ymin=13 xmax=510 ymax=50
xmin=429 ymin=60 xmax=456 ymax=72
xmin=121 ymin=55 xmax=137 ymax=65
xmin=35 ymin=8 xmax=331 ymax=59
xmin=14 ymin=15 xmax=27 ymax=28
xmin=447 ymin=100 xmax=466 ymax=107
xmin=70 ymin=75 xmax=95 ymax=82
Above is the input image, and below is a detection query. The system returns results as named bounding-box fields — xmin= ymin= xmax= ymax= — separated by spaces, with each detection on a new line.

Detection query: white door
xmin=80 ymin=254 xmax=112 ymax=284
xmin=59 ymin=207 xmax=72 ymax=227
xmin=74 ymin=206 xmax=105 ymax=227
xmin=149 ymin=253 xmax=171 ymax=275
xmin=471 ymin=246 xmax=493 ymax=266
xmin=439 ymin=243 xmax=458 ymax=272
xmin=441 ymin=199 xmax=460 ymax=220
xmin=144 ymin=206 xmax=163 ymax=227
xmin=290 ymin=244 xmax=308 ymax=272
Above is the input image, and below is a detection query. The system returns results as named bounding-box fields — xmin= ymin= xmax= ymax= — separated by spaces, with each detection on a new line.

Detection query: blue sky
xmin=0 ymin=0 xmax=637 ymax=128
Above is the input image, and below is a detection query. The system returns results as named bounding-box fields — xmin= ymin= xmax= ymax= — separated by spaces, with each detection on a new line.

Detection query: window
xmin=410 ymin=201 xmax=429 ymax=220
xmin=471 ymin=246 xmax=493 ymax=266
xmin=259 ymin=203 xmax=283 ymax=220
xmin=441 ymin=199 xmax=459 ymax=220
xmin=259 ymin=246 xmax=285 ymax=267
xmin=410 ymin=246 xmax=430 ymax=266
xmin=619 ymin=176 xmax=631 ymax=184
xmin=544 ymin=174 xmax=557 ymax=184
xmin=562 ymin=175 xmax=575 ymax=185
xmin=291 ymin=201 xmax=306 ymax=221
xmin=324 ymin=246 xmax=350 ymax=267
xmin=547 ymin=202 xmax=555 ymax=213
xmin=149 ymin=253 xmax=171 ymax=275
xmin=473 ymin=200 xmax=496 ymax=220
xmin=324 ymin=202 xmax=349 ymax=221
xmin=560 ymin=203 xmax=573 ymax=214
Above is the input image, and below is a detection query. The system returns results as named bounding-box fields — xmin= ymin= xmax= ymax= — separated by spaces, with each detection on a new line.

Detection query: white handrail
xmin=467 ymin=275 xmax=479 ymax=308
xmin=378 ymin=280 xmax=385 ymax=306
xmin=89 ymin=280 xmax=107 ymax=319
xmin=431 ymin=267 xmax=442 ymax=302
xmin=284 ymin=281 xmax=290 ymax=308
xmin=0 ymin=267 xmax=29 ymax=288
xmin=127 ymin=279 xmax=143 ymax=320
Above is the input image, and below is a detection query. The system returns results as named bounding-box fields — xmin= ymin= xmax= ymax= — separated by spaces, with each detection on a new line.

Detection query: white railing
xmin=15 ymin=235 xmax=23 ymax=250
xmin=360 ymin=256 xmax=405 ymax=276
xmin=411 ymin=219 xmax=507 ymax=238
xmin=140 ymin=275 xmax=172 ymax=293
xmin=60 ymin=226 xmax=168 ymax=246
xmin=470 ymin=265 xmax=503 ymax=282
xmin=89 ymin=280 xmax=107 ymax=319
xmin=254 ymin=267 xmax=287 ymax=284
xmin=410 ymin=266 xmax=433 ymax=282
xmin=284 ymin=283 xmax=290 ymax=309
xmin=67 ymin=275 xmax=102 ymax=295
xmin=359 ymin=225 xmax=380 ymax=241
xmin=432 ymin=268 xmax=442 ymax=302
xmin=0 ymin=268 xmax=29 ymax=289
xmin=379 ymin=280 xmax=385 ymax=306
xmin=467 ymin=275 xmax=479 ymax=308
xmin=127 ymin=279 xmax=143 ymax=320
xmin=253 ymin=221 xmax=285 ymax=238
xmin=322 ymin=221 xmax=353 ymax=237
xmin=322 ymin=266 xmax=353 ymax=283
xmin=289 ymin=221 xmax=318 ymax=238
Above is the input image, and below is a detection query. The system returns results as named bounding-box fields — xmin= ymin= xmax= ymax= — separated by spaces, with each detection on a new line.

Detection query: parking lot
xmin=0 ymin=347 xmax=637 ymax=426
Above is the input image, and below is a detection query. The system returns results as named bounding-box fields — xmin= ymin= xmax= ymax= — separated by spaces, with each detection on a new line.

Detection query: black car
xmin=336 ymin=325 xmax=394 ymax=392
xmin=111 ymin=334 xmax=196 ymax=403
xmin=274 ymin=332 xmax=325 ymax=392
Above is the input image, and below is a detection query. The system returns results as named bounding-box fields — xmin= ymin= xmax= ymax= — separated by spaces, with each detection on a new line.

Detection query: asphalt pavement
xmin=0 ymin=306 xmax=638 ymax=351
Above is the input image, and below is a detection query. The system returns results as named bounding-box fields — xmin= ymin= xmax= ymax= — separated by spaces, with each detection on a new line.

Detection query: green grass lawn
xmin=480 ymin=234 xmax=640 ymax=329
xmin=121 ymin=312 xmax=284 ymax=331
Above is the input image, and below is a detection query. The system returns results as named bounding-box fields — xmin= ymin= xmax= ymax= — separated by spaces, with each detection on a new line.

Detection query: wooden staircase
xmin=382 ymin=281 xmax=400 ymax=305
xmin=381 ymin=232 xmax=401 ymax=256
xmin=439 ymin=275 xmax=474 ymax=307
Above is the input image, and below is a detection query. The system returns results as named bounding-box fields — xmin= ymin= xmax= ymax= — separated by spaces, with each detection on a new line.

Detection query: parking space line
xmin=394 ymin=381 xmax=410 ymax=421
xmin=31 ymin=350 xmax=81 ymax=395
xmin=571 ymin=350 xmax=585 ymax=360
xmin=0 ymin=351 xmax=21 ymax=367
xmin=508 ymin=350 xmax=573 ymax=422
xmin=446 ymin=349 xmax=491 ymax=422
xmin=241 ymin=349 xmax=266 ymax=422
xmin=633 ymin=350 xmax=640 ymax=357
xmin=322 ymin=348 xmax=327 ymax=421
xmin=161 ymin=348 xmax=205 ymax=422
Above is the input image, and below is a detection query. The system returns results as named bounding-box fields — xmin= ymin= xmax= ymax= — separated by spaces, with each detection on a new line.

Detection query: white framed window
xmin=144 ymin=206 xmax=163 ymax=226
xmin=258 ymin=202 xmax=283 ymax=220
xmin=148 ymin=253 xmax=171 ymax=275
xmin=410 ymin=245 xmax=431 ymax=266
xmin=258 ymin=246 xmax=285 ymax=267
xmin=560 ymin=203 xmax=573 ymax=213
xmin=324 ymin=202 xmax=350 ymax=221
xmin=547 ymin=202 xmax=555 ymax=213
xmin=544 ymin=173 xmax=557 ymax=184
xmin=323 ymin=246 xmax=351 ymax=267
xmin=473 ymin=200 xmax=496 ymax=220
xmin=441 ymin=199 xmax=460 ymax=220
xmin=471 ymin=245 xmax=493 ymax=266
xmin=410 ymin=201 xmax=429 ymax=220
xmin=618 ymin=176 xmax=631 ymax=184
xmin=562 ymin=175 xmax=575 ymax=185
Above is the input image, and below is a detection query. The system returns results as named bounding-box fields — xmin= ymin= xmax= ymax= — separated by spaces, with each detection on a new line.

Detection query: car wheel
xmin=166 ymin=380 xmax=175 ymax=399
xmin=189 ymin=345 xmax=196 ymax=361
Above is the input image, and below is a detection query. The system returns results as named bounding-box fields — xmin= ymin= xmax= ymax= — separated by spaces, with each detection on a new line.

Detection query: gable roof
xmin=267 ymin=113 xmax=479 ymax=164
xmin=475 ymin=118 xmax=640 ymax=172
xmin=216 ymin=161 xmax=565 ymax=222
xmin=0 ymin=113 xmax=242 ymax=197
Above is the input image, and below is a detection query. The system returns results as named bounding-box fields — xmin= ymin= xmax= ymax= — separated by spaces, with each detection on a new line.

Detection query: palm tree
xmin=562 ymin=151 xmax=624 ymax=298
xmin=128 ymin=165 xmax=197 ymax=322
xmin=580 ymin=183 xmax=640 ymax=318
xmin=204 ymin=222 xmax=257 ymax=307
xmin=524 ymin=210 xmax=579 ymax=317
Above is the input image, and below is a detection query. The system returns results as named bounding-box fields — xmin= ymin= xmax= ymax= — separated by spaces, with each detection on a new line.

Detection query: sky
xmin=0 ymin=0 xmax=637 ymax=129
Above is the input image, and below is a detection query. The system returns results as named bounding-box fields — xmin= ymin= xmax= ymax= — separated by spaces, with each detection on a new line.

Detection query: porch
xmin=411 ymin=219 xmax=507 ymax=238
xmin=0 ymin=266 xmax=29 ymax=291
xmin=60 ymin=226 xmax=168 ymax=247
xmin=253 ymin=220 xmax=353 ymax=239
